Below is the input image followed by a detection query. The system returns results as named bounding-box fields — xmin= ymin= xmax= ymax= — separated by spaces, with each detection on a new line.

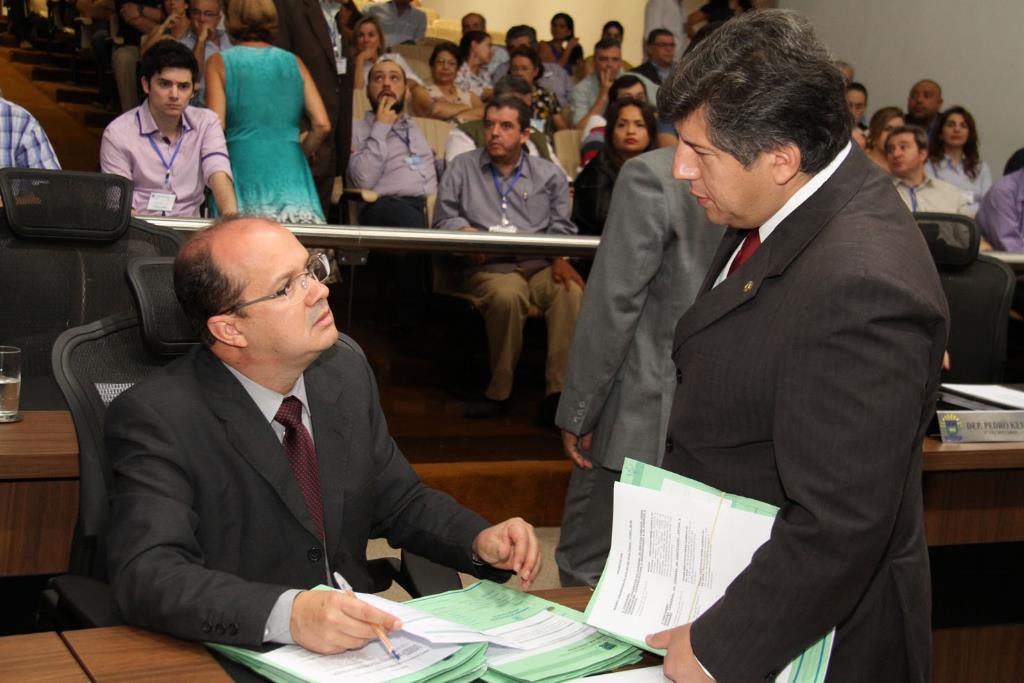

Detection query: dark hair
xmin=594 ymin=37 xmax=621 ymax=54
xmin=551 ymin=12 xmax=574 ymax=35
xmin=493 ymin=75 xmax=533 ymax=98
xmin=505 ymin=24 xmax=538 ymax=47
xmin=508 ymin=46 xmax=543 ymax=81
xmin=339 ymin=1 xmax=361 ymax=30
xmin=604 ymin=98 xmax=658 ymax=171
xmin=929 ymin=106 xmax=981 ymax=179
xmin=174 ymin=216 xmax=249 ymax=348
xmin=429 ymin=41 xmax=462 ymax=69
xmin=866 ymin=106 xmax=903 ymax=151
xmin=847 ymin=81 xmax=867 ymax=98
xmin=647 ymin=28 xmax=674 ymax=45
xmin=886 ymin=125 xmax=929 ymax=153
xmin=608 ymin=75 xmax=646 ymax=105
xmin=459 ymin=30 xmax=489 ymax=61
xmin=486 ymin=94 xmax=532 ymax=131
xmin=602 ymin=21 xmax=624 ymax=38
xmin=461 ymin=12 xmax=485 ymax=30
xmin=140 ymin=40 xmax=199 ymax=84
xmin=685 ymin=19 xmax=726 ymax=57
xmin=659 ymin=9 xmax=850 ymax=173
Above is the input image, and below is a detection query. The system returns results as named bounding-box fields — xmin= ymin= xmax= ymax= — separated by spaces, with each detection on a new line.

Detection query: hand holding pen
xmin=288 ymin=576 xmax=403 ymax=656
xmin=334 ymin=572 xmax=401 ymax=661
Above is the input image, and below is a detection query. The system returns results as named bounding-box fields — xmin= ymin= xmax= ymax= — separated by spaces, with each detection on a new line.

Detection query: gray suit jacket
xmin=665 ymin=146 xmax=948 ymax=682
xmin=555 ymin=147 xmax=722 ymax=469
xmin=106 ymin=336 xmax=500 ymax=647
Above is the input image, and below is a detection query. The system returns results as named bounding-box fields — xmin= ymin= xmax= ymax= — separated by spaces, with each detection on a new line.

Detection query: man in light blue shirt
xmin=0 ymin=97 xmax=61 ymax=169
xmin=570 ymin=39 xmax=658 ymax=127
xmin=177 ymin=0 xmax=232 ymax=105
xmin=364 ymin=0 xmax=425 ymax=46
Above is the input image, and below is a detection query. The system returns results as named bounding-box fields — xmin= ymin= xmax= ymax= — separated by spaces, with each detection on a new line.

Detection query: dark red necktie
xmin=728 ymin=229 xmax=762 ymax=275
xmin=274 ymin=396 xmax=325 ymax=540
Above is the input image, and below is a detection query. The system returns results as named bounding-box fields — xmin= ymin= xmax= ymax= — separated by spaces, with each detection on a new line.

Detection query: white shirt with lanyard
xmin=318 ymin=0 xmax=346 ymax=75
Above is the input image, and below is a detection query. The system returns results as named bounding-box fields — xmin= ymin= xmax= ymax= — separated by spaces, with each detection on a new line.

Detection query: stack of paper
xmin=408 ymin=580 xmax=643 ymax=682
xmin=584 ymin=459 xmax=834 ymax=683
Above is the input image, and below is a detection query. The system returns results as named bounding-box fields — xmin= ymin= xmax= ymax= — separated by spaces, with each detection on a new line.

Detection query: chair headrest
xmin=914 ymin=212 xmax=979 ymax=268
xmin=0 ymin=168 xmax=132 ymax=241
xmin=126 ymin=257 xmax=199 ymax=356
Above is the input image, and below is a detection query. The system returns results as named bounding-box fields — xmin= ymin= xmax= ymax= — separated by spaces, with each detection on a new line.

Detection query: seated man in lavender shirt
xmin=349 ymin=59 xmax=437 ymax=228
xmin=977 ymin=169 xmax=1024 ymax=251
xmin=101 ymin=41 xmax=237 ymax=217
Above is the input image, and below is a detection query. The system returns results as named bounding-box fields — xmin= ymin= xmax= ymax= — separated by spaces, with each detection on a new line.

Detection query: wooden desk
xmin=0 ymin=631 xmax=88 ymax=682
xmin=62 ymin=626 xmax=232 ymax=682
xmin=0 ymin=411 xmax=79 ymax=575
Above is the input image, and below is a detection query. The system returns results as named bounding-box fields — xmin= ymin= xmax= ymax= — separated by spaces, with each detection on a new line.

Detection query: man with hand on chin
xmin=107 ymin=216 xmax=541 ymax=654
xmin=100 ymin=40 xmax=237 ymax=216
xmin=433 ymin=95 xmax=582 ymax=421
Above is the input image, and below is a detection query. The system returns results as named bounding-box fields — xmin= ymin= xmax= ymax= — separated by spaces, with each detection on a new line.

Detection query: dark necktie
xmin=274 ymin=396 xmax=325 ymax=540
xmin=728 ymin=229 xmax=762 ymax=275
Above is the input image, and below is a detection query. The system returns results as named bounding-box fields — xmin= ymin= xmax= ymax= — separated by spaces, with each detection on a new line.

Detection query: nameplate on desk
xmin=937 ymin=410 xmax=1024 ymax=442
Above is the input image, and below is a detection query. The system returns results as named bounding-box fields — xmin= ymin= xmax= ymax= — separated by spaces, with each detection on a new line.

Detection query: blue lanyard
xmin=146 ymin=130 xmax=185 ymax=189
xmin=909 ymin=187 xmax=918 ymax=213
xmin=490 ymin=156 xmax=525 ymax=225
xmin=393 ymin=122 xmax=412 ymax=155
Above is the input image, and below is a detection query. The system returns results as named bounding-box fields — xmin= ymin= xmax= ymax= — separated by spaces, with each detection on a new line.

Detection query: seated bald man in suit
xmin=106 ymin=215 xmax=540 ymax=654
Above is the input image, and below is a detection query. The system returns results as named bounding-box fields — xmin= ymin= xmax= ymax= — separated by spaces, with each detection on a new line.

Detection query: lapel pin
xmin=742 ymin=280 xmax=754 ymax=293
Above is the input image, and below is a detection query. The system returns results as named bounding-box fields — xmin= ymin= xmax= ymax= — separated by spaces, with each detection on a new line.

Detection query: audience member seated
xmin=493 ymin=25 xmax=572 ymax=108
xmin=179 ymin=0 xmax=233 ymax=106
xmin=433 ymin=95 xmax=583 ymax=421
xmin=454 ymin=30 xmax=493 ymax=101
xmin=925 ymin=106 xmax=991 ymax=217
xmin=977 ymin=169 xmax=1024 ymax=252
xmin=461 ymin=12 xmax=507 ymax=77
xmin=113 ymin=0 xmax=167 ymax=112
xmin=632 ymin=28 xmax=676 ymax=86
xmin=578 ymin=75 xmax=649 ymax=168
xmin=579 ymin=22 xmax=635 ymax=79
xmin=835 ymin=59 xmax=854 ymax=84
xmin=572 ymin=98 xmax=658 ymax=238
xmin=0 ymin=95 xmax=62 ymax=169
xmin=205 ymin=0 xmax=328 ymax=223
xmin=1004 ymin=147 xmax=1024 ymax=176
xmin=686 ymin=0 xmax=748 ymax=37
xmin=570 ymin=39 xmax=658 ymax=129
xmin=139 ymin=0 xmax=187 ymax=56
xmin=865 ymin=106 xmax=903 ymax=172
xmin=846 ymin=81 xmax=868 ymax=131
xmin=886 ymin=124 xmax=968 ymax=215
xmin=100 ymin=41 xmax=237 ymax=216
xmin=443 ymin=76 xmax=553 ymax=169
xmin=644 ymin=0 xmax=687 ymax=60
xmin=363 ymin=0 xmax=424 ymax=46
xmin=352 ymin=16 xmax=422 ymax=90
xmin=77 ymin=0 xmax=119 ymax=109
xmin=411 ymin=41 xmax=483 ymax=124
xmin=106 ymin=215 xmax=541 ymax=655
xmin=905 ymin=78 xmax=943 ymax=143
xmin=508 ymin=47 xmax=567 ymax=137
xmin=538 ymin=12 xmax=583 ymax=77
xmin=349 ymin=59 xmax=436 ymax=227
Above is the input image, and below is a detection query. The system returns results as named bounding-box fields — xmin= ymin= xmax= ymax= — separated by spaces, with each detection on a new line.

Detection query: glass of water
xmin=0 ymin=346 xmax=22 ymax=423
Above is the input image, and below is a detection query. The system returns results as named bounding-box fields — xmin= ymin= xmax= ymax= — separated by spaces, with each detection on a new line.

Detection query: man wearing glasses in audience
xmin=106 ymin=215 xmax=541 ymax=654
xmin=631 ymin=29 xmax=676 ymax=86
xmin=178 ymin=0 xmax=233 ymax=105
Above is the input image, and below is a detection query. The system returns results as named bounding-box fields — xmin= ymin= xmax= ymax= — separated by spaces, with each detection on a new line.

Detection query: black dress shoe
xmin=463 ymin=398 xmax=509 ymax=419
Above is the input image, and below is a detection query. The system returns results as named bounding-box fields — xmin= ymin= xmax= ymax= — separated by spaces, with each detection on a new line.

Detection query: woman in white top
xmin=926 ymin=106 xmax=991 ymax=216
xmin=352 ymin=15 xmax=422 ymax=90
xmin=412 ymin=41 xmax=483 ymax=123
xmin=454 ymin=30 xmax=493 ymax=100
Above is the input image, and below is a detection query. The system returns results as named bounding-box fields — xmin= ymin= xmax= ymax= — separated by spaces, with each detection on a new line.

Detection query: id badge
xmin=336 ymin=56 xmax=347 ymax=75
xmin=147 ymin=191 xmax=176 ymax=212
xmin=488 ymin=224 xmax=518 ymax=234
xmin=404 ymin=154 xmax=421 ymax=168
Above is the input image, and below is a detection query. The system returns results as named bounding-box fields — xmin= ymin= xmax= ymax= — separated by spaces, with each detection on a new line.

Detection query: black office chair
xmin=915 ymin=212 xmax=1016 ymax=382
xmin=47 ymin=257 xmax=459 ymax=629
xmin=0 ymin=168 xmax=184 ymax=410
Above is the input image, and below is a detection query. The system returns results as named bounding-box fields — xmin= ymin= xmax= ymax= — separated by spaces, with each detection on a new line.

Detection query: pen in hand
xmin=333 ymin=571 xmax=401 ymax=661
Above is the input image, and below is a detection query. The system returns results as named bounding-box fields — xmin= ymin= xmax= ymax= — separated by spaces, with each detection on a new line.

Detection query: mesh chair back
xmin=127 ymin=257 xmax=198 ymax=357
xmin=915 ymin=213 xmax=1015 ymax=382
xmin=0 ymin=169 xmax=184 ymax=409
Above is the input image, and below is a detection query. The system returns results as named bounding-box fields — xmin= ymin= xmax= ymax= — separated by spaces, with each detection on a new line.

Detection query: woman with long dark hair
xmin=538 ymin=12 xmax=584 ymax=76
xmin=926 ymin=106 xmax=991 ymax=215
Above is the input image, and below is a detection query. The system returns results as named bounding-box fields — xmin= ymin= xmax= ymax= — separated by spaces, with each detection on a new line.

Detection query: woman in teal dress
xmin=205 ymin=0 xmax=330 ymax=223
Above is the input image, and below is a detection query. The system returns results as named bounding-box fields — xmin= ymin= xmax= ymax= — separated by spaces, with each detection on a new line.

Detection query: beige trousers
xmin=465 ymin=266 xmax=583 ymax=401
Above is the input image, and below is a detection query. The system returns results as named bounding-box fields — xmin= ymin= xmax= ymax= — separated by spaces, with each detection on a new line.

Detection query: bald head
xmin=907 ymin=79 xmax=943 ymax=122
xmin=462 ymin=12 xmax=485 ymax=34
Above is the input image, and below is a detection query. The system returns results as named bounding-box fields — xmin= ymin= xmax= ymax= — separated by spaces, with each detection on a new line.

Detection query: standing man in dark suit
xmin=273 ymin=0 xmax=353 ymax=220
xmin=645 ymin=11 xmax=948 ymax=682
xmin=106 ymin=216 xmax=540 ymax=653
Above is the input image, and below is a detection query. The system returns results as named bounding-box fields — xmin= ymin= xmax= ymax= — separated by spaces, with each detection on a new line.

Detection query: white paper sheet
xmin=261 ymin=633 xmax=458 ymax=682
xmin=942 ymin=383 xmax=1024 ymax=409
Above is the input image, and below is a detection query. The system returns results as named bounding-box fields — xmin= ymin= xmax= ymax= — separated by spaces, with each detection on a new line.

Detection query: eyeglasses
xmin=189 ymin=9 xmax=220 ymax=18
xmin=653 ymin=42 xmax=676 ymax=49
xmin=221 ymin=252 xmax=330 ymax=315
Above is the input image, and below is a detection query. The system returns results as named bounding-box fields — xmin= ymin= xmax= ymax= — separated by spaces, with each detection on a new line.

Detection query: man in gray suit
xmin=107 ymin=216 xmax=540 ymax=654
xmin=646 ymin=11 xmax=947 ymax=682
xmin=554 ymin=146 xmax=721 ymax=587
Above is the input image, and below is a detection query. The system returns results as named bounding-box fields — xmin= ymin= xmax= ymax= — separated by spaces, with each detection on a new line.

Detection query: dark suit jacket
xmin=664 ymin=146 xmax=948 ymax=682
xmin=630 ymin=61 xmax=664 ymax=86
xmin=106 ymin=336 xmax=499 ymax=647
xmin=273 ymin=0 xmax=353 ymax=197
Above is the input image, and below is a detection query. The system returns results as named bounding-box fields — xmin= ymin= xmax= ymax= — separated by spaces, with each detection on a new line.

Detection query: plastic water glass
xmin=0 ymin=346 xmax=22 ymax=423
